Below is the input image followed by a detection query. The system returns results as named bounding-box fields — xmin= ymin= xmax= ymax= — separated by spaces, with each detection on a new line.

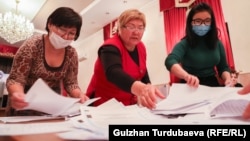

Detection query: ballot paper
xmin=0 ymin=116 xmax=66 ymax=123
xmin=207 ymin=91 xmax=250 ymax=118
xmin=21 ymin=78 xmax=100 ymax=116
xmin=0 ymin=121 xmax=73 ymax=136
xmin=153 ymin=83 xmax=246 ymax=118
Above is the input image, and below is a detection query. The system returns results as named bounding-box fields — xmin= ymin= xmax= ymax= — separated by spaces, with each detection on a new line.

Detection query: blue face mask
xmin=192 ymin=25 xmax=211 ymax=36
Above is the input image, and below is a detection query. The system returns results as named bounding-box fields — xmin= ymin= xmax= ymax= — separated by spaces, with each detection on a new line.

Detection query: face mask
xmin=192 ymin=25 xmax=211 ymax=36
xmin=49 ymin=32 xmax=73 ymax=49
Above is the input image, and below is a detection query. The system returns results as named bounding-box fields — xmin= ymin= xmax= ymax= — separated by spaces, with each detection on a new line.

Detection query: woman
xmin=6 ymin=7 xmax=89 ymax=116
xmin=165 ymin=2 xmax=232 ymax=87
xmin=86 ymin=9 xmax=165 ymax=109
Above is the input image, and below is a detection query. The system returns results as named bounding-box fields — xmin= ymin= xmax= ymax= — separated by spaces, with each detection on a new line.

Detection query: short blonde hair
xmin=117 ymin=9 xmax=146 ymax=30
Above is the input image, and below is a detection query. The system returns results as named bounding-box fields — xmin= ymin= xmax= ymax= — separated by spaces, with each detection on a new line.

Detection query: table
xmin=0 ymin=117 xmax=108 ymax=141
xmin=0 ymin=133 xmax=107 ymax=141
xmin=0 ymin=133 xmax=65 ymax=141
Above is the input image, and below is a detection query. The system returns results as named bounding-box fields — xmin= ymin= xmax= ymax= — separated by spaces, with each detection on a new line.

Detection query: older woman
xmin=86 ymin=9 xmax=165 ymax=109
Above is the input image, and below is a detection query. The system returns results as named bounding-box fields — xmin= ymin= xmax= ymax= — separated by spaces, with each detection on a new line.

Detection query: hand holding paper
xmin=22 ymin=78 xmax=99 ymax=116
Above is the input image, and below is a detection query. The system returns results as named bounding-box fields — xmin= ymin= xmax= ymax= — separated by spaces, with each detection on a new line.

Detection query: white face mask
xmin=49 ymin=32 xmax=73 ymax=49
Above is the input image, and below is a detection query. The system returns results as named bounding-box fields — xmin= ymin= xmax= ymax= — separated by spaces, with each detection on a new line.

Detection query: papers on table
xmin=22 ymin=78 xmax=100 ymax=116
xmin=154 ymin=84 xmax=213 ymax=115
xmin=1 ymin=97 xmax=249 ymax=139
xmin=207 ymin=91 xmax=250 ymax=118
xmin=0 ymin=121 xmax=73 ymax=136
xmin=0 ymin=116 xmax=66 ymax=123
xmin=57 ymin=98 xmax=171 ymax=140
xmin=153 ymin=83 xmax=245 ymax=118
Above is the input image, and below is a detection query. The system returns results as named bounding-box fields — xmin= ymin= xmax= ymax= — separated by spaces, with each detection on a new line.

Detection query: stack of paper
xmin=153 ymin=83 xmax=247 ymax=118
xmin=21 ymin=78 xmax=99 ymax=116
xmin=207 ymin=91 xmax=250 ymax=118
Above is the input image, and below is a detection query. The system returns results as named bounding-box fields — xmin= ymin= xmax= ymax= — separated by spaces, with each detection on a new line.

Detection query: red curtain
xmin=160 ymin=0 xmax=187 ymax=84
xmin=160 ymin=0 xmax=175 ymax=11
xmin=163 ymin=8 xmax=186 ymax=55
xmin=103 ymin=20 xmax=117 ymax=40
xmin=164 ymin=8 xmax=187 ymax=84
xmin=160 ymin=0 xmax=235 ymax=84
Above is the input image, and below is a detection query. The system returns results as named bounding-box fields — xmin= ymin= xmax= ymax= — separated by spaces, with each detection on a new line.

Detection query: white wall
xmin=140 ymin=0 xmax=169 ymax=85
xmin=75 ymin=30 xmax=103 ymax=91
xmin=75 ymin=0 xmax=250 ymax=92
xmin=221 ymin=0 xmax=250 ymax=73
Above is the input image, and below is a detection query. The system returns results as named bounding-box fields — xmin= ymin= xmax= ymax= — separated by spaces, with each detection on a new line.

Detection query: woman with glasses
xmin=165 ymin=2 xmax=232 ymax=87
xmin=86 ymin=9 xmax=165 ymax=109
xmin=5 ymin=7 xmax=89 ymax=116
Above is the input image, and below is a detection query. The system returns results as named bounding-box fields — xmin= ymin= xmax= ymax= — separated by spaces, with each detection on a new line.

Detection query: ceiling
xmin=0 ymin=0 xmax=154 ymax=47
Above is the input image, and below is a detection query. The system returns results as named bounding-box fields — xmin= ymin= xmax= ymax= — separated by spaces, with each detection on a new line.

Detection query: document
xmin=154 ymin=84 xmax=214 ymax=115
xmin=207 ymin=91 xmax=250 ymax=118
xmin=0 ymin=121 xmax=73 ymax=135
xmin=153 ymin=83 xmax=246 ymax=118
xmin=21 ymin=78 xmax=99 ymax=116
xmin=0 ymin=116 xmax=66 ymax=123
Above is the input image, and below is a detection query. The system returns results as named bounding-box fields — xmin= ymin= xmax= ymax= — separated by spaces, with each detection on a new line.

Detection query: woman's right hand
xmin=10 ymin=92 xmax=28 ymax=109
xmin=132 ymin=81 xmax=166 ymax=109
xmin=137 ymin=84 xmax=166 ymax=109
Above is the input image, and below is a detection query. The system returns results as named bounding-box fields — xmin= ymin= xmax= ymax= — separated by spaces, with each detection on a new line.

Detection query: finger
xmin=140 ymin=96 xmax=155 ymax=109
xmin=190 ymin=77 xmax=197 ymax=87
xmin=80 ymin=95 xmax=89 ymax=103
xmin=187 ymin=76 xmax=196 ymax=87
xmin=137 ymin=96 xmax=143 ymax=107
xmin=148 ymin=88 xmax=157 ymax=103
xmin=155 ymin=89 xmax=166 ymax=99
xmin=138 ymin=96 xmax=146 ymax=107
xmin=242 ymin=104 xmax=250 ymax=119
xmin=194 ymin=77 xmax=199 ymax=87
xmin=238 ymin=87 xmax=250 ymax=95
xmin=144 ymin=95 xmax=156 ymax=109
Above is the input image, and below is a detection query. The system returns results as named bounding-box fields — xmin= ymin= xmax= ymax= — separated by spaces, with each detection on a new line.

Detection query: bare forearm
xmin=170 ymin=64 xmax=189 ymax=79
xmin=7 ymin=84 xmax=24 ymax=96
xmin=221 ymin=71 xmax=231 ymax=81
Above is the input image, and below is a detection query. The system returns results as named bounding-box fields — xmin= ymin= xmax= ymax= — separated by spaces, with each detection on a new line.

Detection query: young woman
xmin=165 ymin=2 xmax=232 ymax=87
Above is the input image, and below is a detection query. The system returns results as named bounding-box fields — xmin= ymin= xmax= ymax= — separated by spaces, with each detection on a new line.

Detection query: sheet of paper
xmin=154 ymin=84 xmax=213 ymax=114
xmin=22 ymin=78 xmax=100 ymax=116
xmin=207 ymin=92 xmax=250 ymax=118
xmin=0 ymin=116 xmax=66 ymax=123
xmin=57 ymin=128 xmax=108 ymax=140
xmin=154 ymin=83 xmax=243 ymax=116
xmin=80 ymin=99 xmax=179 ymax=129
xmin=0 ymin=121 xmax=73 ymax=135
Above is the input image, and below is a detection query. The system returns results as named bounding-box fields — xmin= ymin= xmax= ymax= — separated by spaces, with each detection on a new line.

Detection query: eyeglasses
xmin=123 ymin=25 xmax=145 ymax=33
xmin=56 ymin=27 xmax=76 ymax=39
xmin=192 ymin=18 xmax=212 ymax=26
